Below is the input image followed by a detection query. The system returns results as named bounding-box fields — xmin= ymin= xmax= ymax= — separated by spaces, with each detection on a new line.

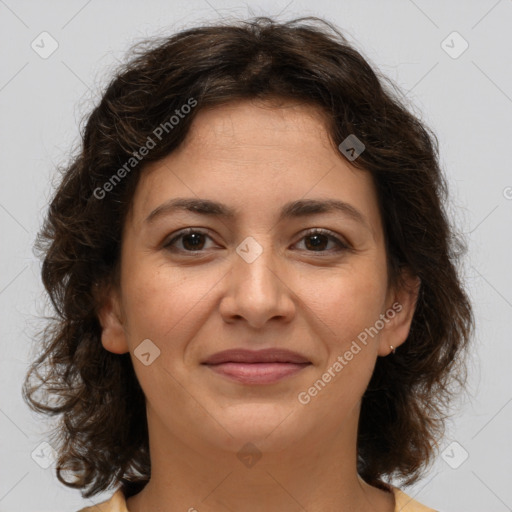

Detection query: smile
xmin=204 ymin=362 xmax=311 ymax=385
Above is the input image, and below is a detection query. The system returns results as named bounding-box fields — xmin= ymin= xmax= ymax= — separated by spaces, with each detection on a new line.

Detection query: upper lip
xmin=202 ymin=348 xmax=310 ymax=365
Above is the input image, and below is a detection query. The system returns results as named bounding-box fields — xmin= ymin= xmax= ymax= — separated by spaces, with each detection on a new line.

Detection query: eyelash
xmin=163 ymin=227 xmax=351 ymax=256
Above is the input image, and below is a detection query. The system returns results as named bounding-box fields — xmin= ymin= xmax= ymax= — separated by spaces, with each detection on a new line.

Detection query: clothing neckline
xmin=104 ymin=483 xmax=429 ymax=512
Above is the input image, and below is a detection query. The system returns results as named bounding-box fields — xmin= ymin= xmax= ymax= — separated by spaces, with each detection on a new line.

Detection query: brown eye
xmin=304 ymin=233 xmax=329 ymax=251
xmin=163 ymin=228 xmax=350 ymax=256
xmin=164 ymin=229 xmax=214 ymax=252
xmin=294 ymin=229 xmax=350 ymax=254
xmin=181 ymin=232 xmax=206 ymax=251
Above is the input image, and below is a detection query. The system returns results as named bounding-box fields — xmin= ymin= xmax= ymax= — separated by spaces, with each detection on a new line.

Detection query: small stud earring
xmin=389 ymin=345 xmax=396 ymax=355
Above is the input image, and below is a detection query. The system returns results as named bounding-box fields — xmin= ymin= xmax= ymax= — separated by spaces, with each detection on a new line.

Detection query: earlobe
xmin=378 ymin=270 xmax=421 ymax=357
xmin=96 ymin=285 xmax=130 ymax=355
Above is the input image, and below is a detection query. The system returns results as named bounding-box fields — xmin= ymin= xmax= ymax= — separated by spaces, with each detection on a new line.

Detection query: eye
xmin=293 ymin=228 xmax=350 ymax=254
xmin=163 ymin=227 xmax=351 ymax=255
xmin=163 ymin=228 xmax=216 ymax=252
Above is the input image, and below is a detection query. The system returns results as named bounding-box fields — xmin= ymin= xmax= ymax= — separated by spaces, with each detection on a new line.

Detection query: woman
xmin=23 ymin=16 xmax=474 ymax=512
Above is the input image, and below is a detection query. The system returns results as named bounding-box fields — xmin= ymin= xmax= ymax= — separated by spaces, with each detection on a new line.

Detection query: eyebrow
xmin=144 ymin=197 xmax=372 ymax=232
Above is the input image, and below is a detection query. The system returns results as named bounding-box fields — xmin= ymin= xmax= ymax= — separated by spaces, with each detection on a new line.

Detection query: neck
xmin=126 ymin=402 xmax=395 ymax=512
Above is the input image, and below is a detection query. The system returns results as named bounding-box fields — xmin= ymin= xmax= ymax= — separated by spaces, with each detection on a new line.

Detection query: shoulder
xmin=392 ymin=486 xmax=439 ymax=512
xmin=76 ymin=489 xmax=128 ymax=512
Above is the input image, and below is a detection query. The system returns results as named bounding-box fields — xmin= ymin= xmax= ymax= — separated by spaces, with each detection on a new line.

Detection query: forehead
xmin=143 ymin=98 xmax=336 ymax=181
xmin=127 ymin=99 xmax=382 ymax=237
xmin=187 ymin=98 xmax=332 ymax=145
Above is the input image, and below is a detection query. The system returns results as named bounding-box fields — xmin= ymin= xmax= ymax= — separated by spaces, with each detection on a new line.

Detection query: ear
xmin=95 ymin=283 xmax=129 ymax=355
xmin=377 ymin=268 xmax=421 ymax=357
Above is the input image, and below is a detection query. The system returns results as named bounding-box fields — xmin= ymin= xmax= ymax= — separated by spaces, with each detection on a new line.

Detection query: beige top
xmin=77 ymin=486 xmax=437 ymax=511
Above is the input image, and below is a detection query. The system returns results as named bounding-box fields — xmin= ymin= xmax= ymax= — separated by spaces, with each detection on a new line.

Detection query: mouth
xmin=201 ymin=348 xmax=312 ymax=385
xmin=204 ymin=362 xmax=311 ymax=384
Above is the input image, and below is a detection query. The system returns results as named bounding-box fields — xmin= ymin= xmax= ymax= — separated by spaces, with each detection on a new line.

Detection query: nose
xmin=219 ymin=237 xmax=296 ymax=329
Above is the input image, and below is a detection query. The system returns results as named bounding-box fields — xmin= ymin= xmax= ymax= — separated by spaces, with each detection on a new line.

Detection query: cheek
xmin=120 ymin=259 xmax=221 ymax=346
xmin=305 ymin=274 xmax=383 ymax=409
xmin=303 ymin=266 xmax=387 ymax=345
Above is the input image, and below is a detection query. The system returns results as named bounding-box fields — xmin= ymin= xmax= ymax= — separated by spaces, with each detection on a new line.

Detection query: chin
xmin=209 ymin=405 xmax=304 ymax=448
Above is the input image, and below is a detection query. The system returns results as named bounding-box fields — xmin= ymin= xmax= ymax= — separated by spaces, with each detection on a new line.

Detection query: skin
xmin=98 ymin=98 xmax=420 ymax=512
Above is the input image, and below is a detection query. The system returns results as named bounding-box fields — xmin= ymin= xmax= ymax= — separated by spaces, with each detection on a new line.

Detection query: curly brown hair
xmin=22 ymin=15 xmax=474 ymax=500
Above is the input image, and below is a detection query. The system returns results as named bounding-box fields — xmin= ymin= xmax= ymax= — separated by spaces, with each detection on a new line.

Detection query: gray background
xmin=1 ymin=1 xmax=511 ymax=511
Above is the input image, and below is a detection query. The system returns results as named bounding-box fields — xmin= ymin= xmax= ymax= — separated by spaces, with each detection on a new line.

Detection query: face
xmin=99 ymin=98 xmax=419 ymax=458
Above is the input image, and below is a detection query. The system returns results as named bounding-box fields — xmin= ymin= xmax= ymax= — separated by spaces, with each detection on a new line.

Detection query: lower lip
xmin=204 ymin=362 xmax=311 ymax=384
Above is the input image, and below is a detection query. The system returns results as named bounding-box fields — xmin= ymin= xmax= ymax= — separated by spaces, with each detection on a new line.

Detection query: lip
xmin=201 ymin=348 xmax=311 ymax=385
xmin=205 ymin=362 xmax=311 ymax=384
xmin=202 ymin=348 xmax=310 ymax=365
